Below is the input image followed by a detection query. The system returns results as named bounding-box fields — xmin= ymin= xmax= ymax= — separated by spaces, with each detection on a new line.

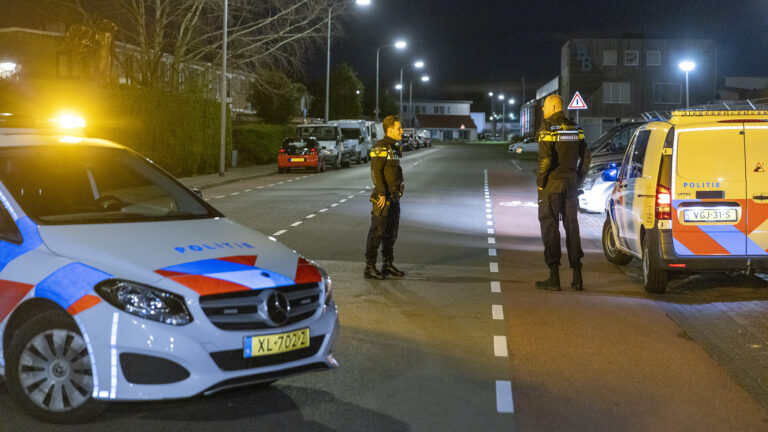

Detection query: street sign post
xmin=568 ymin=91 xmax=587 ymax=123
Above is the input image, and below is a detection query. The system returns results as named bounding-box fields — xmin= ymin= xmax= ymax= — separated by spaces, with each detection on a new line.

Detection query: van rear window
xmin=676 ymin=130 xmax=745 ymax=179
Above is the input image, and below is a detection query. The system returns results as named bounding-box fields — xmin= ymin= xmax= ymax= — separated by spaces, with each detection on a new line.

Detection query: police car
xmin=603 ymin=110 xmax=768 ymax=293
xmin=0 ymin=113 xmax=339 ymax=422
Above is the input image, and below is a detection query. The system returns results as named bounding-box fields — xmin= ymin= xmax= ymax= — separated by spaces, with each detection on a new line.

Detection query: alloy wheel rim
xmin=606 ymin=225 xmax=618 ymax=257
xmin=18 ymin=329 xmax=93 ymax=412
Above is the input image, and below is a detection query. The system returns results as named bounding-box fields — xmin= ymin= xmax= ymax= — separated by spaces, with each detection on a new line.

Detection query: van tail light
xmin=656 ymin=185 xmax=672 ymax=220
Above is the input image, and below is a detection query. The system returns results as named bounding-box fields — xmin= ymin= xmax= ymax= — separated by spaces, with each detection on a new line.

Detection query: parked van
xmin=329 ymin=119 xmax=368 ymax=164
xmin=603 ymin=110 xmax=768 ymax=293
xmin=295 ymin=123 xmax=350 ymax=169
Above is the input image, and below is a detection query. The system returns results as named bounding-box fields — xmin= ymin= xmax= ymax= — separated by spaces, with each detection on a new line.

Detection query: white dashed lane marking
xmin=496 ymin=381 xmax=515 ymax=413
xmin=339 ymin=199 xmax=347 ymax=203
xmin=487 ymin=228 xmax=495 ymax=234
xmin=331 ymin=203 xmax=339 ymax=207
xmin=490 ymin=263 xmax=499 ymax=273
xmin=490 ymin=281 xmax=501 ymax=293
xmin=306 ymin=214 xmax=316 ymax=219
xmin=488 ymin=237 xmax=496 ymax=244
xmin=291 ymin=221 xmax=303 ymax=227
xmin=492 ymin=305 xmax=504 ymax=320
xmin=273 ymin=230 xmax=287 ymax=236
xmin=493 ymin=336 xmax=508 ymax=357
xmin=319 ymin=208 xmax=329 ymax=213
xmin=230 ymin=192 xmax=239 ymax=196
xmin=489 ymin=249 xmax=497 ymax=257
xmin=215 ymin=196 xmax=225 ymax=199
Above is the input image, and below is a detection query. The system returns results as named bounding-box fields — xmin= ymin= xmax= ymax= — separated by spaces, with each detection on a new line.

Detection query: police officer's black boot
xmin=535 ymin=265 xmax=561 ymax=291
xmin=364 ymin=263 xmax=385 ymax=280
xmin=382 ymin=261 xmax=405 ymax=277
xmin=571 ymin=264 xmax=583 ymax=291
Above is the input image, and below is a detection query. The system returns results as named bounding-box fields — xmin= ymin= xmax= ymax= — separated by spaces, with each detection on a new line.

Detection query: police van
xmin=0 ymin=114 xmax=339 ymax=422
xmin=602 ymin=110 xmax=768 ymax=293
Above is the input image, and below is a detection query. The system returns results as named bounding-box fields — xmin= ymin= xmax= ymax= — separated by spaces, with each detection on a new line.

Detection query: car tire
xmin=602 ymin=218 xmax=633 ymax=265
xmin=6 ymin=311 xmax=107 ymax=424
xmin=642 ymin=235 xmax=668 ymax=294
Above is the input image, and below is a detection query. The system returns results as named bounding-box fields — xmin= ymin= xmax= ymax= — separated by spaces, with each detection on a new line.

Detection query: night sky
xmin=310 ymin=0 xmax=768 ymax=103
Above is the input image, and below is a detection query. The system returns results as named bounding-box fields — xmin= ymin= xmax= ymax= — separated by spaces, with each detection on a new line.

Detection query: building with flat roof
xmin=400 ymin=100 xmax=478 ymax=140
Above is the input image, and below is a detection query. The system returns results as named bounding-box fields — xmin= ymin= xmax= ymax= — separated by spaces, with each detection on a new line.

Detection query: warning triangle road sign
xmin=568 ymin=91 xmax=588 ymax=110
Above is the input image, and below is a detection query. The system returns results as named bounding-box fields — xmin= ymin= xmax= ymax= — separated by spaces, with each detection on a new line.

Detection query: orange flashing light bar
xmin=672 ymin=110 xmax=768 ymax=117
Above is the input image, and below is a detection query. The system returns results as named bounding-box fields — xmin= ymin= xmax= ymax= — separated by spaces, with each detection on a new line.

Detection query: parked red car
xmin=277 ymin=137 xmax=326 ymax=173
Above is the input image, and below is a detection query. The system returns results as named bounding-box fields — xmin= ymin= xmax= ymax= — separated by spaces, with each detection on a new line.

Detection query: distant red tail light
xmin=279 ymin=148 xmax=286 ymax=153
xmin=656 ymin=185 xmax=671 ymax=220
xmin=309 ymin=148 xmax=317 ymax=154
xmin=668 ymin=263 xmax=686 ymax=268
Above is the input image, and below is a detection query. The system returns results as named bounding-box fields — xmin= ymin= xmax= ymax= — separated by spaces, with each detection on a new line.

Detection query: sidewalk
xmin=178 ymin=163 xmax=276 ymax=190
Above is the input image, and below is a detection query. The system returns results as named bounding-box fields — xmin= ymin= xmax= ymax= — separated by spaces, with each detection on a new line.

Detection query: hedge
xmin=232 ymin=123 xmax=295 ymax=165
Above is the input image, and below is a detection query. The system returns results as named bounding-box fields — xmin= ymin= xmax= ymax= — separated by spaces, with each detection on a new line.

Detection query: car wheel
xmin=6 ymin=311 xmax=107 ymax=424
xmin=602 ymin=218 xmax=633 ymax=265
xmin=642 ymin=235 xmax=667 ymax=294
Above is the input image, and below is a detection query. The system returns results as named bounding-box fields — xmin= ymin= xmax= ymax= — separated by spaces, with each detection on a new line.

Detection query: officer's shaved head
xmin=542 ymin=95 xmax=563 ymax=119
xmin=383 ymin=115 xmax=402 ymax=140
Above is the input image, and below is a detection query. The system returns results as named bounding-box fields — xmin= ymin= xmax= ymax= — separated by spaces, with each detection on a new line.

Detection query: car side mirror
xmin=602 ymin=163 xmax=619 ymax=182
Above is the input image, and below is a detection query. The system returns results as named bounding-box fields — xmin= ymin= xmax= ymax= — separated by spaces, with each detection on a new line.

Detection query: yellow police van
xmin=602 ymin=110 xmax=768 ymax=293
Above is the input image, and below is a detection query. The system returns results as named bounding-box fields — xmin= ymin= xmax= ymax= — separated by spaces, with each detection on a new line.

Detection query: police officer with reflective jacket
xmin=535 ymin=95 xmax=591 ymax=291
xmin=364 ymin=115 xmax=405 ymax=280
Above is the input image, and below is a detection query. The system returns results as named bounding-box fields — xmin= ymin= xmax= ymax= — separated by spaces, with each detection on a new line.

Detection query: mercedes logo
xmin=266 ymin=291 xmax=290 ymax=325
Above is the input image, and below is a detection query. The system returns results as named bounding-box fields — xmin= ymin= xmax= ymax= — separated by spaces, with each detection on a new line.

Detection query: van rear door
xmin=744 ymin=126 xmax=768 ymax=255
xmin=672 ymin=127 xmax=747 ymax=256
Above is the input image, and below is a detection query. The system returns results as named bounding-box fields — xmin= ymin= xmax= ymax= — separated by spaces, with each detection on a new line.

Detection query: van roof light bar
xmin=671 ymin=110 xmax=768 ymax=117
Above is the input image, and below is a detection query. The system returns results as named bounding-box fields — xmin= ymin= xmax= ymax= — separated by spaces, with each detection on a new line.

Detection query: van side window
xmin=618 ymin=135 xmax=637 ymax=181
xmin=0 ymin=206 xmax=22 ymax=244
xmin=629 ymin=130 xmax=651 ymax=178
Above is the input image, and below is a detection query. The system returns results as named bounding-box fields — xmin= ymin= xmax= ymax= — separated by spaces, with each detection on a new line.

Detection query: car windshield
xmin=341 ymin=128 xmax=362 ymax=140
xmin=0 ymin=145 xmax=219 ymax=225
xmin=297 ymin=126 xmax=336 ymax=141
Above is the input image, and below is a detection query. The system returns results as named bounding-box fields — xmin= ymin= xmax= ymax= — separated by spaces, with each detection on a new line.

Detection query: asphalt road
xmin=2 ymin=144 xmax=768 ymax=431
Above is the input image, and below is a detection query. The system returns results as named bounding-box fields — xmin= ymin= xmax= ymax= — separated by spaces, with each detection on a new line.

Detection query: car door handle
xmin=754 ymin=194 xmax=768 ymax=201
xmin=637 ymin=194 xmax=655 ymax=198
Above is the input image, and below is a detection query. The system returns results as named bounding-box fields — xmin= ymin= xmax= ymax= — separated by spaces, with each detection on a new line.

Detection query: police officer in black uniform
xmin=364 ymin=115 xmax=405 ymax=280
xmin=535 ymin=95 xmax=591 ymax=291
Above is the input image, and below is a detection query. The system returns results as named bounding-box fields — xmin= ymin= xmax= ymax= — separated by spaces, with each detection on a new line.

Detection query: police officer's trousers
xmin=538 ymin=188 xmax=583 ymax=268
xmin=365 ymin=202 xmax=400 ymax=265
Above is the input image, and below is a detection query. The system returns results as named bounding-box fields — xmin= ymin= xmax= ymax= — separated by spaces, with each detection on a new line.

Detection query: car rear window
xmin=676 ymin=129 xmax=745 ymax=179
xmin=297 ymin=127 xmax=336 ymax=140
xmin=341 ymin=128 xmax=362 ymax=140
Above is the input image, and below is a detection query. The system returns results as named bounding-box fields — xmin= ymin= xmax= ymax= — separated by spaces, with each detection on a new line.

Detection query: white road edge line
xmin=496 ymin=381 xmax=515 ymax=413
xmin=493 ymin=336 xmax=508 ymax=357
xmin=273 ymin=230 xmax=287 ymax=236
xmin=492 ymin=305 xmax=504 ymax=320
xmin=491 ymin=281 xmax=501 ymax=293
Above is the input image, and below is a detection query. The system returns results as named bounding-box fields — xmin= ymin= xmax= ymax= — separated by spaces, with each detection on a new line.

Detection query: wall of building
xmin=401 ymin=100 xmax=472 ymax=115
xmin=561 ymin=38 xmax=717 ymax=119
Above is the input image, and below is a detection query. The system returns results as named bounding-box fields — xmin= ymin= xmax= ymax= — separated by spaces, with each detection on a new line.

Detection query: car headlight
xmin=95 ymin=280 xmax=192 ymax=326
xmin=324 ymin=149 xmax=333 ymax=155
xmin=516 ymin=147 xmax=523 ymax=154
xmin=317 ymin=266 xmax=333 ymax=305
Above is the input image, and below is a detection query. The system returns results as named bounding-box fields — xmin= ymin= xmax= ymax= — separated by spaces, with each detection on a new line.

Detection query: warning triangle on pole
xmin=568 ymin=91 xmax=588 ymax=110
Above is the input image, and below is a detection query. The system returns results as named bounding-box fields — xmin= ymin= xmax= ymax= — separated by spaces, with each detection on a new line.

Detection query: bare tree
xmin=39 ymin=0 xmax=349 ymax=89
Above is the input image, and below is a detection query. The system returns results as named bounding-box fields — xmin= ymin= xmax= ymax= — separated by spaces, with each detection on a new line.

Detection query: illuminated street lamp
xmin=421 ymin=75 xmax=430 ymax=82
xmin=499 ymin=95 xmax=507 ymax=139
xmin=488 ymin=92 xmax=495 ymax=136
xmin=325 ymin=0 xmax=371 ymax=122
xmin=375 ymin=39 xmax=407 ymax=121
xmin=408 ymin=74 xmax=430 ymax=127
xmin=395 ymin=84 xmax=403 ymax=90
xmin=679 ymin=60 xmax=696 ymax=108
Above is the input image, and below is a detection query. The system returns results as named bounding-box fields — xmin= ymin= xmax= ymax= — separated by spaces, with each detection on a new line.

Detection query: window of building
xmin=439 ymin=106 xmax=445 ymax=114
xmin=404 ymin=105 xmax=409 ymax=113
xmin=603 ymin=82 xmax=631 ymax=104
xmin=646 ymin=50 xmax=661 ymax=66
xmin=624 ymin=50 xmax=639 ymax=66
xmin=434 ymin=106 xmax=439 ymax=114
xmin=446 ymin=106 xmax=451 ymax=114
xmin=603 ymin=50 xmax=617 ymax=66
xmin=653 ymin=83 xmax=682 ymax=104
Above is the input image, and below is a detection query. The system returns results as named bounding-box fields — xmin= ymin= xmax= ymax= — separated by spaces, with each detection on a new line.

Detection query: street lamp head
xmin=395 ymin=84 xmax=403 ymax=90
xmin=509 ymin=99 xmax=515 ymax=105
xmin=498 ymin=94 xmax=505 ymax=100
xmin=356 ymin=90 xmax=361 ymax=94
xmin=679 ymin=60 xmax=696 ymax=72
xmin=488 ymin=92 xmax=494 ymax=97
xmin=509 ymin=113 xmax=515 ymax=119
xmin=355 ymin=0 xmax=371 ymax=5
xmin=394 ymin=40 xmax=407 ymax=49
xmin=421 ymin=75 xmax=430 ymax=82
xmin=414 ymin=61 xmax=424 ymax=68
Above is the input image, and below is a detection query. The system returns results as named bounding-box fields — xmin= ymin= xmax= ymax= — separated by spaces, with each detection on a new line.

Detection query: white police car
xmin=0 ymin=114 xmax=339 ymax=422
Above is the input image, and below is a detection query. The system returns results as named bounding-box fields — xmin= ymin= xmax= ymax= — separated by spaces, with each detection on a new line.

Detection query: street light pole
xmin=375 ymin=41 xmax=406 ymax=121
xmin=399 ymin=60 xmax=423 ymax=124
xmin=679 ymin=60 xmax=696 ymax=108
xmin=488 ymin=92 xmax=494 ymax=136
xmin=219 ymin=0 xmax=228 ymax=177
